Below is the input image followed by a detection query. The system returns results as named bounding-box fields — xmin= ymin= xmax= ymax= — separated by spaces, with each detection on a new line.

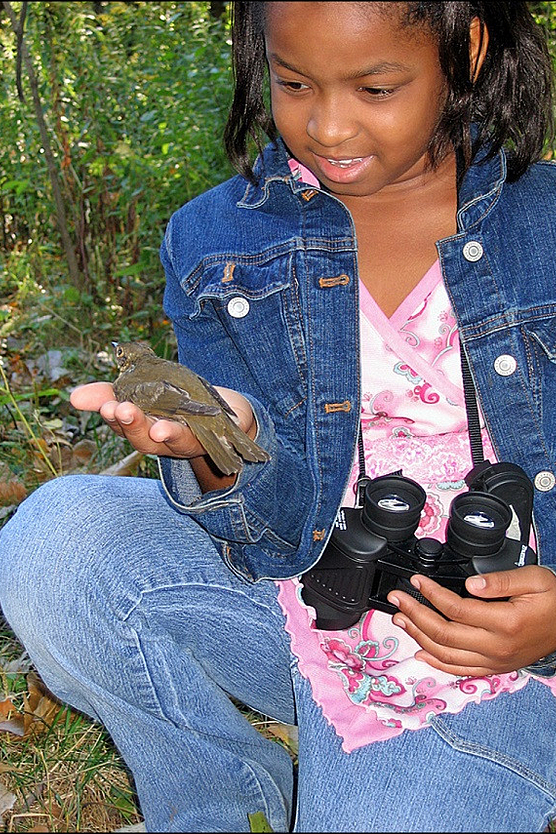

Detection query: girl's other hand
xmin=70 ymin=382 xmax=256 ymax=461
xmin=387 ymin=565 xmax=556 ymax=676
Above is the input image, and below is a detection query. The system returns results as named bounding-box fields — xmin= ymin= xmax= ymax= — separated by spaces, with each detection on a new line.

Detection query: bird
xmin=111 ymin=341 xmax=270 ymax=475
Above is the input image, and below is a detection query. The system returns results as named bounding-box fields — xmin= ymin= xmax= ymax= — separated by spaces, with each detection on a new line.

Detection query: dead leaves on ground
xmin=0 ymin=465 xmax=28 ymax=507
xmin=0 ymin=780 xmax=16 ymax=826
xmin=0 ymin=671 xmax=69 ymax=827
xmin=0 ymin=671 xmax=66 ymax=740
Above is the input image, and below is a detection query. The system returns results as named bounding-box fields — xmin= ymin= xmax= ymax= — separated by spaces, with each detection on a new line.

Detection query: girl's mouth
xmin=313 ymin=153 xmax=374 ymax=183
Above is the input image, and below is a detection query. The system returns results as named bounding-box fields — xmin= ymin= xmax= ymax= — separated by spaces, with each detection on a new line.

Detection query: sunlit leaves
xmin=1 ymin=1 xmax=233 ymax=327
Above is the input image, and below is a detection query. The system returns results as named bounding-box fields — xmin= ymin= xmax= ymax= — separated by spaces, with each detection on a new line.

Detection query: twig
xmin=0 ymin=364 xmax=58 ymax=478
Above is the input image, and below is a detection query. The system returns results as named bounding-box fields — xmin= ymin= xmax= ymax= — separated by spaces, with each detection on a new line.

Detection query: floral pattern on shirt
xmin=276 ymin=264 xmax=553 ymax=753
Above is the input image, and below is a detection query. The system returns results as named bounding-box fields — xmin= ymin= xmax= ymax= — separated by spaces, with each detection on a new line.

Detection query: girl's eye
xmin=362 ymin=86 xmax=395 ymax=99
xmin=276 ymin=79 xmax=309 ymax=93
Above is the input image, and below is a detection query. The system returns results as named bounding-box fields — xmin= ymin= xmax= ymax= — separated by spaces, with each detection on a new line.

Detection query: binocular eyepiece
xmin=301 ymin=463 xmax=536 ymax=631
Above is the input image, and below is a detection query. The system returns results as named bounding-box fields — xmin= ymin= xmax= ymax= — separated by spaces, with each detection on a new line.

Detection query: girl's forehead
xmin=264 ymin=2 xmax=437 ymax=71
xmin=263 ymin=2 xmax=434 ymax=53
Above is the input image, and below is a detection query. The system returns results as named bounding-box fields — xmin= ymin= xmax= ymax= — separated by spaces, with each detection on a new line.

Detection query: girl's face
xmin=265 ymin=2 xmax=449 ymax=200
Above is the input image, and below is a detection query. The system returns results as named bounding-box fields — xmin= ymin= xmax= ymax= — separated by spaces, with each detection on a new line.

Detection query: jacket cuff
xmin=523 ymin=652 xmax=556 ymax=677
xmin=157 ymin=395 xmax=312 ymax=556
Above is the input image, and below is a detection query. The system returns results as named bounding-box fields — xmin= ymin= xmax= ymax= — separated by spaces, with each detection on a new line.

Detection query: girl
xmin=1 ymin=2 xmax=556 ymax=831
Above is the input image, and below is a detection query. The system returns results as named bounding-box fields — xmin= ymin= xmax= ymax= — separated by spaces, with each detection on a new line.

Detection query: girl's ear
xmin=469 ymin=17 xmax=489 ymax=82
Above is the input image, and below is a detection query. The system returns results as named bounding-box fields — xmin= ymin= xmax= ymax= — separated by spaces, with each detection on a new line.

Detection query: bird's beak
xmin=111 ymin=341 xmax=119 ymax=348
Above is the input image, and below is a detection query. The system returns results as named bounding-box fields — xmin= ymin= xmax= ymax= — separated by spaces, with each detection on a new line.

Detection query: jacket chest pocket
xmin=522 ymin=315 xmax=556 ymax=457
xmin=186 ymin=255 xmax=308 ymax=424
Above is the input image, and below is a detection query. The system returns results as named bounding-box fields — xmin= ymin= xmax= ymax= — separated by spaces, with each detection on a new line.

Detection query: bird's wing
xmin=163 ymin=381 xmax=221 ymax=416
xmin=124 ymin=379 xmax=221 ymax=417
xmin=196 ymin=375 xmax=238 ymax=419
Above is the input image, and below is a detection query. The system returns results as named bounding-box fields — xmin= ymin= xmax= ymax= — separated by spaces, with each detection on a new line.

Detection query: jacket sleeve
xmin=157 ymin=392 xmax=312 ymax=557
xmin=155 ymin=223 xmax=315 ymax=569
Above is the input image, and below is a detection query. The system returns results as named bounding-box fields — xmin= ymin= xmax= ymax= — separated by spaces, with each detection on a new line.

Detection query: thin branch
xmin=15 ymin=1 xmax=27 ymax=101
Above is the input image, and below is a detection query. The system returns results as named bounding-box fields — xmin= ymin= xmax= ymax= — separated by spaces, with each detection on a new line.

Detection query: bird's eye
xmin=116 ymin=347 xmax=124 ymax=357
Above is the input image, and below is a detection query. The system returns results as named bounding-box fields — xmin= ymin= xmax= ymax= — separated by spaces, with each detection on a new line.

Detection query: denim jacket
xmin=159 ymin=139 xmax=556 ymax=605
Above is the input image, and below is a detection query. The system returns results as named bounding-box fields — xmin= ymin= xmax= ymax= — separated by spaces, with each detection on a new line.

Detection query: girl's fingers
xmin=389 ymin=567 xmax=556 ymax=675
xmin=148 ymin=419 xmax=206 ymax=457
xmin=391 ymin=594 xmax=490 ymax=652
xmin=70 ymin=380 xmax=252 ymax=459
xmin=70 ymin=382 xmax=115 ymax=412
xmin=390 ymin=576 xmax=507 ymax=630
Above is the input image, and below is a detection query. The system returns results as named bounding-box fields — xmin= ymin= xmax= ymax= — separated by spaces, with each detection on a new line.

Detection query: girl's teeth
xmin=327 ymin=158 xmax=364 ymax=168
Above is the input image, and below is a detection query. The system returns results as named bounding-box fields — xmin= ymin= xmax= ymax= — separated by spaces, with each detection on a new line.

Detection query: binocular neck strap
xmin=459 ymin=342 xmax=485 ymax=467
xmin=355 ymin=342 xmax=485 ymax=504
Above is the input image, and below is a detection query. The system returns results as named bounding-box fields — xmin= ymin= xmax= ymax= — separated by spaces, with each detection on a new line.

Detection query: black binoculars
xmin=301 ymin=461 xmax=537 ymax=630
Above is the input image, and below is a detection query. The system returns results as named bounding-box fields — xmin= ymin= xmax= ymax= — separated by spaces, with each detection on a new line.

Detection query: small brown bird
xmin=112 ymin=341 xmax=270 ymax=475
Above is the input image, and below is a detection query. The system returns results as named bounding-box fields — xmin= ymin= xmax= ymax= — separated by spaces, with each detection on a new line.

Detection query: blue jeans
xmin=1 ymin=474 xmax=556 ymax=833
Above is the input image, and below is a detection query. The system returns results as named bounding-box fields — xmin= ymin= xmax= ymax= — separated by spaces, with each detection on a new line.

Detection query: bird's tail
xmin=188 ymin=417 xmax=270 ymax=476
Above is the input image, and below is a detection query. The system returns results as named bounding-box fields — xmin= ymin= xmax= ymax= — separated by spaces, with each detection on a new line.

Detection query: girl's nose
xmin=306 ymin=95 xmax=358 ymax=148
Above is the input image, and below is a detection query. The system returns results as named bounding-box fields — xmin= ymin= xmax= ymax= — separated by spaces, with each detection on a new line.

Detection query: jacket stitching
xmin=459 ymin=307 xmax=556 ymax=340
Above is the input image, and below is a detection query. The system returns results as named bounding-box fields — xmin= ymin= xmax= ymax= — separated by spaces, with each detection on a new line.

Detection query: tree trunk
xmin=2 ymin=1 xmax=85 ymax=291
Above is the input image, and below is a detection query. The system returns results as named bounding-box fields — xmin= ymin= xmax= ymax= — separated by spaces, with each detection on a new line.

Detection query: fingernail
xmin=410 ymin=576 xmax=421 ymax=590
xmin=119 ymin=416 xmax=134 ymax=425
xmin=389 ymin=595 xmax=400 ymax=608
xmin=393 ymin=616 xmax=407 ymax=630
xmin=467 ymin=575 xmax=487 ymax=591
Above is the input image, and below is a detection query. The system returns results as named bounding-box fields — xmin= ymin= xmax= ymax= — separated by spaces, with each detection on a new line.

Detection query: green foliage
xmin=0 ymin=1 xmax=234 ymax=347
xmin=532 ymin=1 xmax=556 ymax=90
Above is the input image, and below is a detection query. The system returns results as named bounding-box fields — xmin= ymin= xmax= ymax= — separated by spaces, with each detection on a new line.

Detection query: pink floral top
xmin=277 ymin=162 xmax=556 ymax=752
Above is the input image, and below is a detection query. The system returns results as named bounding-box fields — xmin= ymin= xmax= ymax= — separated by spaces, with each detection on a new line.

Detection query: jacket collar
xmin=238 ymin=135 xmax=508 ymax=229
xmin=237 ymin=137 xmax=320 ymax=209
xmin=456 ymin=144 xmax=507 ymax=231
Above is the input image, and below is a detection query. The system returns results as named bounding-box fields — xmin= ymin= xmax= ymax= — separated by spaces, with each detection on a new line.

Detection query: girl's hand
xmin=388 ymin=565 xmax=556 ymax=676
xmin=70 ymin=382 xmax=256 ymax=460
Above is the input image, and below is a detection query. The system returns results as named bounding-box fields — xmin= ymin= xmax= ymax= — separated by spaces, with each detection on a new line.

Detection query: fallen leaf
xmin=0 ymin=778 xmax=16 ymax=820
xmin=248 ymin=811 xmax=273 ymax=832
xmin=0 ymin=696 xmax=24 ymax=735
xmin=0 ymin=651 xmax=33 ymax=675
xmin=71 ymin=438 xmax=98 ymax=465
xmin=0 ymin=477 xmax=27 ymax=506
xmin=0 ymin=715 xmax=25 ymax=737
xmin=23 ymin=672 xmax=66 ymax=736
xmin=265 ymin=722 xmax=299 ymax=753
xmin=0 ymin=698 xmax=16 ymax=720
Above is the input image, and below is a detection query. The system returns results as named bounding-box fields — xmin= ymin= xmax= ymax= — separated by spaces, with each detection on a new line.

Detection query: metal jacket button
xmin=534 ymin=471 xmax=556 ymax=492
xmin=463 ymin=241 xmax=484 ymax=262
xmin=227 ymin=297 xmax=250 ymax=318
xmin=494 ymin=354 xmax=517 ymax=376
